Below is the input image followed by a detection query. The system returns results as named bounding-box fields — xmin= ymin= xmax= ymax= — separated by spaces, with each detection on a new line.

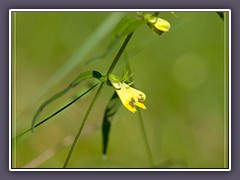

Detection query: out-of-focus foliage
xmin=13 ymin=11 xmax=228 ymax=168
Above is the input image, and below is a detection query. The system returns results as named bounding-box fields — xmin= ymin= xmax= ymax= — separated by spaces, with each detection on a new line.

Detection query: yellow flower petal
xmin=143 ymin=14 xmax=171 ymax=35
xmin=116 ymin=89 xmax=137 ymax=113
xmin=125 ymin=104 xmax=137 ymax=113
xmin=152 ymin=17 xmax=170 ymax=32
xmin=125 ymin=85 xmax=146 ymax=102
xmin=109 ymin=77 xmax=147 ymax=113
xmin=136 ymin=102 xmax=147 ymax=109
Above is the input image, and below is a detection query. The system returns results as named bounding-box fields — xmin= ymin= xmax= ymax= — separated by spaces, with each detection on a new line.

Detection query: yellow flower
xmin=148 ymin=16 xmax=171 ymax=32
xmin=143 ymin=13 xmax=171 ymax=35
xmin=111 ymin=82 xmax=147 ymax=113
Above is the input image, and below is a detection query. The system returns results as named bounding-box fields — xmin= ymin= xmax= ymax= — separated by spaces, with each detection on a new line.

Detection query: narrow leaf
xmin=32 ymin=71 xmax=104 ymax=132
xmin=84 ymin=37 xmax=120 ymax=66
xmin=27 ymin=12 xmax=126 ymax=112
xmin=84 ymin=16 xmax=146 ymax=66
xmin=216 ymin=12 xmax=224 ymax=21
xmin=17 ymin=84 xmax=99 ymax=139
xmin=112 ymin=16 xmax=146 ymax=38
xmin=102 ymin=92 xmax=121 ymax=155
xmin=70 ymin=71 xmax=104 ymax=87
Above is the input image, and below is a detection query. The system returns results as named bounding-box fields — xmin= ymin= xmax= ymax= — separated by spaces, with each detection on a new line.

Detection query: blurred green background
xmin=12 ymin=11 xmax=228 ymax=168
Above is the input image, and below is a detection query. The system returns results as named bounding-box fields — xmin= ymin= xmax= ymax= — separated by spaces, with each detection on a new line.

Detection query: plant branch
xmin=125 ymin=56 xmax=154 ymax=167
xmin=63 ymin=83 xmax=105 ymax=168
xmin=107 ymin=32 xmax=134 ymax=75
xmin=137 ymin=110 xmax=155 ymax=167
xmin=63 ymin=32 xmax=134 ymax=168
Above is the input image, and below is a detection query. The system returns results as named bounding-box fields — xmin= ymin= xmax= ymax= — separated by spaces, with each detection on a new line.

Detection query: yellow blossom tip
xmin=136 ymin=102 xmax=147 ymax=109
xmin=108 ymin=74 xmax=147 ymax=113
xmin=143 ymin=13 xmax=171 ymax=35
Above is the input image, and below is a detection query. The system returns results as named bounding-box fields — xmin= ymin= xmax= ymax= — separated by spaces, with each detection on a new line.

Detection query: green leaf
xmin=85 ymin=16 xmax=146 ymax=66
xmin=83 ymin=37 xmax=120 ymax=66
xmin=25 ymin=12 xmax=126 ymax=113
xmin=216 ymin=12 xmax=224 ymax=21
xmin=31 ymin=71 xmax=104 ymax=132
xmin=70 ymin=71 xmax=105 ymax=87
xmin=102 ymin=92 xmax=121 ymax=155
xmin=17 ymin=84 xmax=99 ymax=139
xmin=112 ymin=16 xmax=146 ymax=38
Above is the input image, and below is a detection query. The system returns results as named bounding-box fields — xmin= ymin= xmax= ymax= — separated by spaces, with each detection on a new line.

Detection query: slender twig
xmin=137 ymin=110 xmax=155 ymax=167
xmin=107 ymin=33 xmax=134 ymax=75
xmin=63 ymin=83 xmax=105 ymax=168
xmin=125 ymin=56 xmax=155 ymax=167
xmin=63 ymin=32 xmax=134 ymax=168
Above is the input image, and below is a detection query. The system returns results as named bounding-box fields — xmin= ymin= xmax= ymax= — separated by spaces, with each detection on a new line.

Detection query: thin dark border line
xmin=9 ymin=9 xmax=231 ymax=171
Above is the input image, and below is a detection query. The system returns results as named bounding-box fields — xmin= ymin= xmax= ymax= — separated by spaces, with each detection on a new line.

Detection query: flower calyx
xmin=108 ymin=72 xmax=147 ymax=113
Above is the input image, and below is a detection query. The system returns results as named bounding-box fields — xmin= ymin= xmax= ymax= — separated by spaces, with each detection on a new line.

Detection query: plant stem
xmin=63 ymin=83 xmax=104 ymax=168
xmin=63 ymin=32 xmax=134 ymax=168
xmin=107 ymin=32 xmax=134 ymax=75
xmin=126 ymin=56 xmax=154 ymax=167
xmin=137 ymin=110 xmax=155 ymax=167
xmin=125 ymin=56 xmax=154 ymax=167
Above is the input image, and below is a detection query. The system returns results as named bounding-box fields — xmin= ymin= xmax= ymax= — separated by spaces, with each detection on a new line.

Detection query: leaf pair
xmin=31 ymin=71 xmax=105 ymax=132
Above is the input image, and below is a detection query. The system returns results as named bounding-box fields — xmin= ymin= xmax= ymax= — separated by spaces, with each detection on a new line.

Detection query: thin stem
xmin=63 ymin=32 xmax=134 ymax=168
xmin=125 ymin=55 xmax=154 ymax=167
xmin=137 ymin=110 xmax=155 ymax=167
xmin=107 ymin=32 xmax=134 ymax=75
xmin=63 ymin=83 xmax=105 ymax=168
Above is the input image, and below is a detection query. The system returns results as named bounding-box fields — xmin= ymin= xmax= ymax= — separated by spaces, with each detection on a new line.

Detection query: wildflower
xmin=108 ymin=74 xmax=147 ymax=113
xmin=143 ymin=13 xmax=171 ymax=35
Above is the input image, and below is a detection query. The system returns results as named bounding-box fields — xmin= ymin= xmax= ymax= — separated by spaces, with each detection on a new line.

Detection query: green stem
xmin=107 ymin=32 xmax=134 ymax=75
xmin=125 ymin=56 xmax=154 ymax=167
xmin=137 ymin=110 xmax=155 ymax=167
xmin=63 ymin=83 xmax=104 ymax=168
xmin=63 ymin=32 xmax=134 ymax=168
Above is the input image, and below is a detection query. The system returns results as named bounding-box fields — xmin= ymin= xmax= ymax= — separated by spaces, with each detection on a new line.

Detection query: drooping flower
xmin=108 ymin=74 xmax=146 ymax=113
xmin=143 ymin=13 xmax=171 ymax=35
